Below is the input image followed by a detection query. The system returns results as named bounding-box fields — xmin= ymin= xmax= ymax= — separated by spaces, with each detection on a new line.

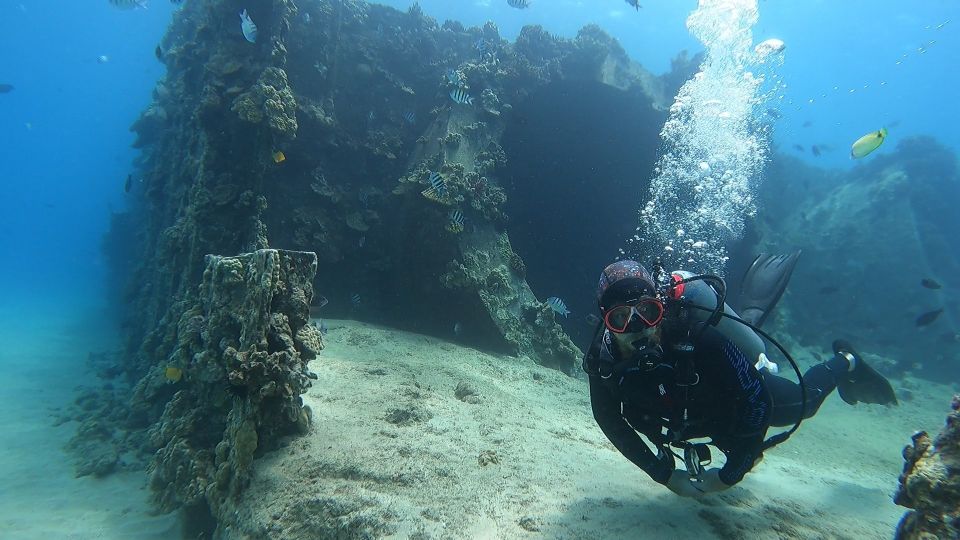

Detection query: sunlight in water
xmin=629 ymin=0 xmax=783 ymax=274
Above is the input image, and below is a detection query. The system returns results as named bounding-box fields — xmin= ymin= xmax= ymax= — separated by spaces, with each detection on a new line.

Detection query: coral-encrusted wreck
xmin=102 ymin=0 xmax=694 ymax=533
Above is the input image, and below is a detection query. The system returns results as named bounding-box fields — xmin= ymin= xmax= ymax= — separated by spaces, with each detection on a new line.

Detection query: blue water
xmin=0 ymin=0 xmax=957 ymax=536
xmin=1 ymin=0 xmax=955 ymax=318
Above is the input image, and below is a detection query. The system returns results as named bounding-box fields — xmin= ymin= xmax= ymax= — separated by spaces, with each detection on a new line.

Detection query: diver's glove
xmin=693 ymin=468 xmax=731 ymax=494
xmin=665 ymin=470 xmax=703 ymax=498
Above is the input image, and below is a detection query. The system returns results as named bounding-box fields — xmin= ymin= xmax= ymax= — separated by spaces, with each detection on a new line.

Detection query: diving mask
xmin=603 ymin=297 xmax=664 ymax=333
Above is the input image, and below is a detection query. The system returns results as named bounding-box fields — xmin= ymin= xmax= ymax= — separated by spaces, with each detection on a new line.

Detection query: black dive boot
xmin=832 ymin=340 xmax=898 ymax=406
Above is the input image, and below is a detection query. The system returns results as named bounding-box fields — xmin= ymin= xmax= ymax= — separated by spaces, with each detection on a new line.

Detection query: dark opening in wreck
xmin=502 ymin=78 xmax=665 ymax=349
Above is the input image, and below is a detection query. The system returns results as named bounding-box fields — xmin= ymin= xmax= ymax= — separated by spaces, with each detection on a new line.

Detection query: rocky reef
xmin=895 ymin=395 xmax=960 ymax=539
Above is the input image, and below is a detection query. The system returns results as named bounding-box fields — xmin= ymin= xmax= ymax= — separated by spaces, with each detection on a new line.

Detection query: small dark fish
xmin=0 ymin=84 xmax=14 ymax=94
xmin=624 ymin=0 xmax=642 ymax=9
xmin=171 ymin=0 xmax=183 ymax=4
xmin=921 ymin=278 xmax=942 ymax=290
xmin=802 ymin=120 xmax=813 ymax=128
xmin=155 ymin=45 xmax=163 ymax=60
xmin=811 ymin=145 xmax=821 ymax=157
xmin=915 ymin=308 xmax=944 ymax=327
xmin=507 ymin=0 xmax=531 ymax=9
xmin=818 ymin=285 xmax=839 ymax=295
xmin=124 ymin=174 xmax=133 ymax=193
xmin=792 ymin=144 xmax=804 ymax=152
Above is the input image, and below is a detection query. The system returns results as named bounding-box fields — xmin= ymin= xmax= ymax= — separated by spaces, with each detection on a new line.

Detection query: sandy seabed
xmin=0 ymin=302 xmax=179 ymax=540
xmin=0 ymin=311 xmax=950 ymax=539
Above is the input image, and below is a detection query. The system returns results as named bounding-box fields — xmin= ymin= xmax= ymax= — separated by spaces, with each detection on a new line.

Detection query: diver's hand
xmin=693 ymin=468 xmax=731 ymax=494
xmin=665 ymin=470 xmax=703 ymax=497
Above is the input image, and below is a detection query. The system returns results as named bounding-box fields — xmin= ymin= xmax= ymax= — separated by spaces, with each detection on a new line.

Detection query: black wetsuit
xmin=584 ymin=325 xmax=847 ymax=486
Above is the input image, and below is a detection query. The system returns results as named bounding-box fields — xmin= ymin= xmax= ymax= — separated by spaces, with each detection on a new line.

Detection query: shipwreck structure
xmin=100 ymin=0 xmax=698 ymax=533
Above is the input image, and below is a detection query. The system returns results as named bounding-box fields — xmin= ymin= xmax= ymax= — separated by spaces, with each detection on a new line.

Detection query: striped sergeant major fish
xmin=546 ymin=296 xmax=570 ymax=317
xmin=449 ymin=88 xmax=474 ymax=106
xmin=421 ymin=171 xmax=447 ymax=201
xmin=507 ymin=0 xmax=531 ymax=8
xmin=447 ymin=210 xmax=465 ymax=233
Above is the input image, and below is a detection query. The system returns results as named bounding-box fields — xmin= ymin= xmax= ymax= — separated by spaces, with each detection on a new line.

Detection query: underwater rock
xmin=895 ymin=395 xmax=960 ymax=539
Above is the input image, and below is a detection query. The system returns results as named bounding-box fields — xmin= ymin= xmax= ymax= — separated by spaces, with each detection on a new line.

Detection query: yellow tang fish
xmin=164 ymin=366 xmax=183 ymax=383
xmin=850 ymin=127 xmax=888 ymax=159
xmin=272 ymin=151 xmax=286 ymax=163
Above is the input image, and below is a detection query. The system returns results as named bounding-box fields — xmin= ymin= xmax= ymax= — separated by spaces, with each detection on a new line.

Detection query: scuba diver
xmin=582 ymin=255 xmax=897 ymax=497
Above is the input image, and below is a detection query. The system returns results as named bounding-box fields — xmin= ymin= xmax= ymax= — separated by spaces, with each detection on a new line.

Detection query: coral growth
xmin=142 ymin=249 xmax=319 ymax=517
xmin=895 ymin=395 xmax=960 ymax=539
xmin=232 ymin=67 xmax=299 ymax=138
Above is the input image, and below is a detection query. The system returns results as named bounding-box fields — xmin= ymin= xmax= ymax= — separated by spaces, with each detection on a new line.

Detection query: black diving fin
xmin=833 ymin=340 xmax=898 ymax=406
xmin=739 ymin=251 xmax=802 ymax=328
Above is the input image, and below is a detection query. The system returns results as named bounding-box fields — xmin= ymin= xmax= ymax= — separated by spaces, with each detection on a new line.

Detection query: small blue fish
xmin=351 ymin=293 xmax=361 ymax=307
xmin=447 ymin=209 xmax=465 ymax=233
xmin=421 ymin=171 xmax=447 ymax=201
xmin=240 ymin=9 xmax=258 ymax=43
xmin=546 ymin=296 xmax=570 ymax=317
xmin=403 ymin=111 xmax=416 ymax=124
xmin=449 ymin=88 xmax=474 ymax=105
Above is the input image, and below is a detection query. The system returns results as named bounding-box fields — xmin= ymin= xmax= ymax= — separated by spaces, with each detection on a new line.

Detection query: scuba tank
xmin=668 ymin=270 xmax=769 ymax=370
